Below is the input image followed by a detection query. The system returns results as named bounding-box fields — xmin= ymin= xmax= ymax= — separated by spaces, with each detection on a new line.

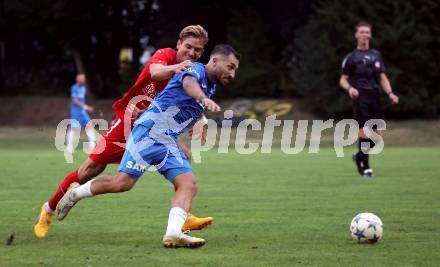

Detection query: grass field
xmin=0 ymin=126 xmax=439 ymax=266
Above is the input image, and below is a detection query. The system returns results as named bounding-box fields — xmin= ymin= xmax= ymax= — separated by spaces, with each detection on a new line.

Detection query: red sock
xmin=47 ymin=170 xmax=79 ymax=210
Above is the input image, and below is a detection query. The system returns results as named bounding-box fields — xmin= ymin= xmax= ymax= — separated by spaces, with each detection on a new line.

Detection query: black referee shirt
xmin=341 ymin=49 xmax=385 ymax=91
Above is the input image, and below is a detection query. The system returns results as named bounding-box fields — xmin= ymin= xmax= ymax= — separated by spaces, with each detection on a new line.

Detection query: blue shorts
xmin=119 ymin=124 xmax=192 ymax=183
xmin=71 ymin=111 xmax=91 ymax=127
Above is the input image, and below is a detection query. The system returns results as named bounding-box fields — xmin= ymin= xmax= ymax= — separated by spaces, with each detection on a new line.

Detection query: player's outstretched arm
xmin=150 ymin=60 xmax=194 ymax=81
xmin=182 ymin=76 xmax=221 ymax=112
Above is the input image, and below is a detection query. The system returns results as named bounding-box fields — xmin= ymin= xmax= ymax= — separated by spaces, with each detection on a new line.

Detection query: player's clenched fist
xmin=201 ymin=98 xmax=221 ymax=112
xmin=348 ymin=87 xmax=359 ymax=100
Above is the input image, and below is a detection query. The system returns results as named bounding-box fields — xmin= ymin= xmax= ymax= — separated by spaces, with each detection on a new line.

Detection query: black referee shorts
xmin=352 ymin=90 xmax=384 ymax=128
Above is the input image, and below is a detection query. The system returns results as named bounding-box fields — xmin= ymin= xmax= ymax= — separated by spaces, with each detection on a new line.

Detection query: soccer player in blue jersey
xmin=67 ymin=73 xmax=96 ymax=153
xmin=56 ymin=44 xmax=240 ymax=248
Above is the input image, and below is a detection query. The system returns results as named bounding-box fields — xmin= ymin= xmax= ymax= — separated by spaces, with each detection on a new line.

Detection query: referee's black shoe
xmin=352 ymin=153 xmax=365 ymax=176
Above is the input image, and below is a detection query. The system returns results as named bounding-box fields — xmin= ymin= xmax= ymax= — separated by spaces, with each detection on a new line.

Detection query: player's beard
xmin=219 ymin=73 xmax=232 ymax=86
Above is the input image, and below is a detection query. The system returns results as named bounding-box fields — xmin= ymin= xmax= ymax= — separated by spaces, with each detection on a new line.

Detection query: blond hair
xmin=179 ymin=25 xmax=208 ymax=44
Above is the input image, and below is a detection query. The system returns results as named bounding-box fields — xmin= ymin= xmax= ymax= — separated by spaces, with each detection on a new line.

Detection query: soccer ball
xmin=350 ymin=212 xmax=383 ymax=243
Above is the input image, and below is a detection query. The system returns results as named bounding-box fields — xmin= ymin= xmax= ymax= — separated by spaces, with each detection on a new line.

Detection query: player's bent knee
xmin=114 ymin=173 xmax=136 ymax=192
xmin=178 ymin=183 xmax=198 ymax=197
xmin=185 ymin=181 xmax=198 ymax=195
xmin=175 ymin=175 xmax=198 ymax=195
xmin=78 ymin=159 xmax=106 ymax=183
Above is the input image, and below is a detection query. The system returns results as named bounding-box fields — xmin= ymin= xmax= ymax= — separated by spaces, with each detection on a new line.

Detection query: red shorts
xmin=89 ymin=118 xmax=131 ymax=164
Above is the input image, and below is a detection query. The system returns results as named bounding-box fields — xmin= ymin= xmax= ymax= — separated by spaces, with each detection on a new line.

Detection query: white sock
xmin=71 ymin=180 xmax=94 ymax=201
xmin=165 ymin=207 xmax=187 ymax=237
xmin=44 ymin=202 xmax=54 ymax=214
xmin=66 ymin=129 xmax=76 ymax=151
xmin=85 ymin=127 xmax=96 ymax=148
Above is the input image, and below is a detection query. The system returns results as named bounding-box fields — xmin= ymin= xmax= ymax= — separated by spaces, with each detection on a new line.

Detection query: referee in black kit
xmin=339 ymin=21 xmax=399 ymax=177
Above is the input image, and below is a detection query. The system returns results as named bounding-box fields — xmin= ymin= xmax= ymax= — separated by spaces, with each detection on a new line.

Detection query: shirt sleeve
xmin=148 ymin=49 xmax=174 ymax=66
xmin=377 ymin=52 xmax=386 ymax=73
xmin=179 ymin=64 xmax=203 ymax=83
xmin=71 ymin=85 xmax=80 ymax=98
xmin=341 ymin=53 xmax=353 ymax=75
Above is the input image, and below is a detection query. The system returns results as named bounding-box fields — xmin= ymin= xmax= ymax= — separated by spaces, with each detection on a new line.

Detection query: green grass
xmin=0 ymin=128 xmax=439 ymax=266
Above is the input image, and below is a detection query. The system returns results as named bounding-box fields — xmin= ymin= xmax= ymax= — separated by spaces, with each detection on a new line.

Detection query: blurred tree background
xmin=0 ymin=0 xmax=438 ymax=118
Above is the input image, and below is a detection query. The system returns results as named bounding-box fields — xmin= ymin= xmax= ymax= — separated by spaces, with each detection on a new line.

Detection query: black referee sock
xmin=366 ymin=138 xmax=376 ymax=169
xmin=358 ymin=138 xmax=376 ymax=169
xmin=358 ymin=138 xmax=367 ymax=168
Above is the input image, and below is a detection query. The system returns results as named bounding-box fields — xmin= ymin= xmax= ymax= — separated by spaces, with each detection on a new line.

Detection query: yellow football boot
xmin=181 ymin=213 xmax=213 ymax=232
xmin=34 ymin=205 xmax=53 ymax=238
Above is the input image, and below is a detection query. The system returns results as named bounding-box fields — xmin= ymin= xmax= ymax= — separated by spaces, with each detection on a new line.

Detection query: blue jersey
xmin=120 ymin=62 xmax=216 ymax=181
xmin=70 ymin=83 xmax=90 ymax=127
xmin=70 ymin=83 xmax=87 ymax=113
xmin=135 ymin=62 xmax=216 ymax=137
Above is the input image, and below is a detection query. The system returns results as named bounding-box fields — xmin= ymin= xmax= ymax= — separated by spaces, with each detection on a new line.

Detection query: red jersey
xmin=112 ymin=48 xmax=177 ymax=120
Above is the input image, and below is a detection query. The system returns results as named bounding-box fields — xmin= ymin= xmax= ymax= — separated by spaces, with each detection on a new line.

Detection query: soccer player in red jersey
xmin=35 ymin=25 xmax=213 ymax=238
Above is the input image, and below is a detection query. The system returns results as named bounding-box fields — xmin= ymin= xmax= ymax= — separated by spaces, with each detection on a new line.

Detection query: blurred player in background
xmin=66 ymin=73 xmax=95 ymax=154
xmin=56 ymin=44 xmax=240 ymax=248
xmin=35 ymin=25 xmax=213 ymax=238
xmin=339 ymin=21 xmax=399 ymax=177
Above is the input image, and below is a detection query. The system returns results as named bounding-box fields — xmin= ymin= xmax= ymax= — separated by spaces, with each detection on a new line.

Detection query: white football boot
xmin=162 ymin=232 xmax=206 ymax=248
xmin=56 ymin=182 xmax=80 ymax=220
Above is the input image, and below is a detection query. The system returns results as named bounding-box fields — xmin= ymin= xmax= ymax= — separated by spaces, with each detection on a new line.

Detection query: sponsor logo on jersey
xmin=185 ymin=67 xmax=201 ymax=79
xmin=142 ymin=83 xmax=158 ymax=99
xmin=126 ymin=160 xmax=148 ymax=173
xmin=375 ymin=61 xmax=381 ymax=69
